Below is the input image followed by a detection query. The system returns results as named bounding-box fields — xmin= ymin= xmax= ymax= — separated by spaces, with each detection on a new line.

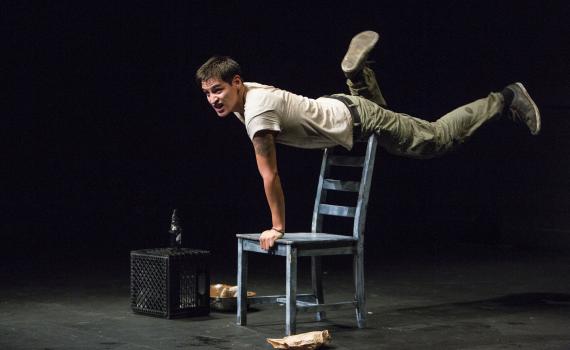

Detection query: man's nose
xmin=208 ymin=94 xmax=217 ymax=105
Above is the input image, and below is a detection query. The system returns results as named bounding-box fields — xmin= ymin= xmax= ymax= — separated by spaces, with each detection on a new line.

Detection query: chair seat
xmin=236 ymin=232 xmax=357 ymax=248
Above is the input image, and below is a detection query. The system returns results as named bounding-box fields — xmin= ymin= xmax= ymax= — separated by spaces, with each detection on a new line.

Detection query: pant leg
xmin=340 ymin=92 xmax=504 ymax=159
xmin=346 ymin=66 xmax=388 ymax=107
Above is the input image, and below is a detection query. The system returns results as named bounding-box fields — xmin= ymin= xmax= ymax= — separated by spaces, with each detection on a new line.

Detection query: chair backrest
xmin=311 ymin=134 xmax=378 ymax=239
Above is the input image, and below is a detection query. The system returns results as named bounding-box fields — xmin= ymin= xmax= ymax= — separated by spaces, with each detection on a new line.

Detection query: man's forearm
xmin=262 ymin=173 xmax=285 ymax=231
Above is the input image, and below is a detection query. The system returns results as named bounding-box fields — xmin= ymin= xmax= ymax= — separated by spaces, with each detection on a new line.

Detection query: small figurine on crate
xmin=169 ymin=209 xmax=183 ymax=248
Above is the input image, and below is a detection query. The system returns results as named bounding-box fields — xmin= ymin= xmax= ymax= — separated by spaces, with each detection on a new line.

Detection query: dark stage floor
xmin=1 ymin=244 xmax=570 ymax=350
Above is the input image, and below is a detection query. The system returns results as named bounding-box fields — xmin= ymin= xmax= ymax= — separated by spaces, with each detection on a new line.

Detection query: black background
xmin=6 ymin=1 xmax=570 ymax=265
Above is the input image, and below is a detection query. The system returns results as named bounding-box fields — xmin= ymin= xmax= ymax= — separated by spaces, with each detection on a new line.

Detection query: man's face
xmin=201 ymin=76 xmax=242 ymax=117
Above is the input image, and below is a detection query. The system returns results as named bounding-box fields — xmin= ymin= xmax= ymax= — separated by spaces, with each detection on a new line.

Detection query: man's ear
xmin=232 ymin=74 xmax=243 ymax=86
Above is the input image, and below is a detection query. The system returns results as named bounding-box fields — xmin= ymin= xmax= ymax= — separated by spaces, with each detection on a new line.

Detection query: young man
xmin=196 ymin=31 xmax=541 ymax=251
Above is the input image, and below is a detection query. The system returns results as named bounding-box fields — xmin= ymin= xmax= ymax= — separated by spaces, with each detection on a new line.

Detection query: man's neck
xmin=237 ymin=84 xmax=248 ymax=115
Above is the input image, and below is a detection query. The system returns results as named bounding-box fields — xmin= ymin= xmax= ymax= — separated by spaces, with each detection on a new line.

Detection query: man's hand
xmin=259 ymin=228 xmax=284 ymax=250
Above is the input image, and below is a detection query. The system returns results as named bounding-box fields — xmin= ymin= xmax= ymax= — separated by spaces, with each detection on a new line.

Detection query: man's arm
xmin=252 ymin=130 xmax=285 ymax=250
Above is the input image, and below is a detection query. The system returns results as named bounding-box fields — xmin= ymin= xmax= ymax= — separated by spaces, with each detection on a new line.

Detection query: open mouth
xmin=213 ymin=103 xmax=224 ymax=113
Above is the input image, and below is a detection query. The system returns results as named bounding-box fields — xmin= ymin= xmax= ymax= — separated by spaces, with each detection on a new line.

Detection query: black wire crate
xmin=130 ymin=248 xmax=210 ymax=318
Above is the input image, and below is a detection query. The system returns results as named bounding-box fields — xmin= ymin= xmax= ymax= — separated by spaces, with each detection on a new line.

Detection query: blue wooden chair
xmin=236 ymin=134 xmax=378 ymax=335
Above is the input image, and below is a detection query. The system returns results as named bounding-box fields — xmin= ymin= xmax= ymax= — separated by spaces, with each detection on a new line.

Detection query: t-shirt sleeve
xmin=246 ymin=111 xmax=281 ymax=140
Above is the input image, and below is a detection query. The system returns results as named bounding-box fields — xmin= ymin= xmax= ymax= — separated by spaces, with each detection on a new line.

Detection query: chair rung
xmin=275 ymin=297 xmax=315 ymax=306
xmin=297 ymin=301 xmax=356 ymax=313
xmin=328 ymin=155 xmax=364 ymax=167
xmin=253 ymin=294 xmax=314 ymax=305
xmin=275 ymin=298 xmax=356 ymax=313
xmin=322 ymin=179 xmax=360 ymax=192
xmin=318 ymin=204 xmax=356 ymax=217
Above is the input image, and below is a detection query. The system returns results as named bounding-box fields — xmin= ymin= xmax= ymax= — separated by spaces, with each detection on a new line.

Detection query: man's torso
xmin=234 ymin=82 xmax=354 ymax=149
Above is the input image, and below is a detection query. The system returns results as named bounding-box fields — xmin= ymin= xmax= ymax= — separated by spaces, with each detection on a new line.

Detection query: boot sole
xmin=515 ymin=82 xmax=541 ymax=135
xmin=341 ymin=31 xmax=379 ymax=74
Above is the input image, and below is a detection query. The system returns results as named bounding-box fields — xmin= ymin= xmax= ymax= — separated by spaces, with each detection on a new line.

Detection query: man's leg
xmin=340 ymin=30 xmax=480 ymax=158
xmin=341 ymin=86 xmax=539 ymax=159
xmin=342 ymin=31 xmax=388 ymax=107
xmin=341 ymin=93 xmax=501 ymax=158
xmin=340 ymin=30 xmax=541 ymax=158
xmin=347 ymin=66 xmax=388 ymax=108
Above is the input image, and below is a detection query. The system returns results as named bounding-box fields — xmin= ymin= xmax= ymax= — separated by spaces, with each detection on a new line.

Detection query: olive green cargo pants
xmin=338 ymin=67 xmax=504 ymax=159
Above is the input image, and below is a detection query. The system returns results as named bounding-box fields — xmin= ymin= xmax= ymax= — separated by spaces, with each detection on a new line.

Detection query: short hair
xmin=195 ymin=56 xmax=242 ymax=86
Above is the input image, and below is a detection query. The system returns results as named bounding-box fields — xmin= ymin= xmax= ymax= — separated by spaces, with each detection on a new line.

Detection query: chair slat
xmin=328 ymin=155 xmax=364 ymax=167
xmin=322 ymin=179 xmax=360 ymax=192
xmin=318 ymin=204 xmax=356 ymax=217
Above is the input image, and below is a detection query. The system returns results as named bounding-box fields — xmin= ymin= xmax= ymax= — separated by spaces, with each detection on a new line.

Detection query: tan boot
xmin=504 ymin=82 xmax=541 ymax=135
xmin=341 ymin=30 xmax=379 ymax=79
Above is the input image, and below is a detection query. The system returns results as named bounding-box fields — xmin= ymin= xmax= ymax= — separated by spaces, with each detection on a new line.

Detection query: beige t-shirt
xmin=234 ymin=82 xmax=354 ymax=150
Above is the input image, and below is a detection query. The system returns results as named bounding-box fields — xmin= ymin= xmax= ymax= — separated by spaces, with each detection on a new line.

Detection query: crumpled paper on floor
xmin=267 ymin=330 xmax=331 ymax=350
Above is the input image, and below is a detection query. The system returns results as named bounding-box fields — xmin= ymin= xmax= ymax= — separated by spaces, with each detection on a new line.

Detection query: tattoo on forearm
xmin=254 ymin=136 xmax=273 ymax=157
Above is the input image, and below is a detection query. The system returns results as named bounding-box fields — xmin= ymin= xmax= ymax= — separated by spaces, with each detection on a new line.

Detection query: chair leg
xmin=237 ymin=238 xmax=248 ymax=326
xmin=354 ymin=248 xmax=366 ymax=328
xmin=311 ymin=256 xmax=326 ymax=321
xmin=286 ymin=246 xmax=297 ymax=335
